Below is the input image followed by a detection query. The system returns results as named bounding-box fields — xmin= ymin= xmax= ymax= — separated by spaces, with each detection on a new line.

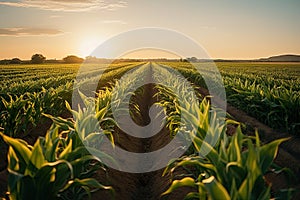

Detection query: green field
xmin=0 ymin=62 xmax=299 ymax=199
xmin=162 ymin=62 xmax=300 ymax=135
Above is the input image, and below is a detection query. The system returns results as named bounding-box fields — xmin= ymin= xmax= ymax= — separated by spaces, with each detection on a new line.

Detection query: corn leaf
xmin=162 ymin=177 xmax=196 ymax=196
xmin=203 ymin=176 xmax=230 ymax=200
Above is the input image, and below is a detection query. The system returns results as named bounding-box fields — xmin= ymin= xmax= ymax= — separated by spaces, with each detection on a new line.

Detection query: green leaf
xmin=203 ymin=176 xmax=230 ymax=200
xmin=1 ymin=132 xmax=31 ymax=172
xmin=162 ymin=177 xmax=196 ymax=196
xmin=85 ymin=147 xmax=118 ymax=169
xmin=35 ymin=160 xmax=73 ymax=193
xmin=226 ymin=162 xmax=246 ymax=187
xmin=228 ymin=127 xmax=243 ymax=163
xmin=18 ymin=175 xmax=36 ymax=200
xmin=229 ymin=179 xmax=238 ymax=200
xmin=7 ymin=170 xmax=23 ymax=198
xmin=238 ymin=140 xmax=261 ymax=200
xmin=259 ymin=137 xmax=289 ymax=174
xmin=34 ymin=166 xmax=57 ymax=198
xmin=62 ymin=178 xmax=114 ymax=200
xmin=7 ymin=147 xmax=19 ymax=172
xmin=174 ymin=158 xmax=216 ymax=173
xmin=184 ymin=192 xmax=200 ymax=200
xmin=68 ymin=178 xmax=113 ymax=190
xmin=25 ymin=138 xmax=46 ymax=176
xmin=59 ymin=138 xmax=73 ymax=159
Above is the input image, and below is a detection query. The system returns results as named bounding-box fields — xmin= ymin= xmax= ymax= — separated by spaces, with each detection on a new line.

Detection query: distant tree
xmin=0 ymin=59 xmax=10 ymax=65
xmin=63 ymin=55 xmax=84 ymax=63
xmin=45 ymin=59 xmax=60 ymax=64
xmin=187 ymin=57 xmax=198 ymax=62
xmin=31 ymin=54 xmax=46 ymax=64
xmin=10 ymin=58 xmax=22 ymax=64
xmin=85 ymin=56 xmax=98 ymax=63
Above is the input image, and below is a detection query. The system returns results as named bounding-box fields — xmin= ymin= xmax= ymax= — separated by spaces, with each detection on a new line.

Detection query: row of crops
xmin=0 ymin=62 xmax=297 ymax=199
xmin=152 ymin=63 xmax=292 ymax=199
xmin=163 ymin=62 xmax=300 ymax=135
xmin=0 ymin=62 xmax=143 ymax=137
xmin=2 ymin=61 xmax=298 ymax=138
xmin=0 ymin=62 xmax=144 ymax=199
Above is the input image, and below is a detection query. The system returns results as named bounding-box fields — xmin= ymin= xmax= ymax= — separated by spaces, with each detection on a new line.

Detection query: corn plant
xmin=0 ymin=94 xmax=34 ymax=137
xmin=0 ymin=129 xmax=113 ymax=200
xmin=153 ymin=63 xmax=226 ymax=154
xmin=152 ymin=63 xmax=293 ymax=199
xmin=0 ymin=62 xmax=141 ymax=138
xmin=0 ymin=83 xmax=73 ymax=137
xmin=44 ymin=94 xmax=116 ymax=152
xmin=163 ymin=62 xmax=300 ymax=135
xmin=0 ymin=88 xmax=118 ymax=199
xmin=162 ymin=127 xmax=292 ymax=199
xmin=224 ymin=77 xmax=300 ymax=134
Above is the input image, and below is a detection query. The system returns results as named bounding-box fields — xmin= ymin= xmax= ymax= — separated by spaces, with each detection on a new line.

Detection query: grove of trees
xmin=31 ymin=54 xmax=46 ymax=64
xmin=63 ymin=55 xmax=84 ymax=63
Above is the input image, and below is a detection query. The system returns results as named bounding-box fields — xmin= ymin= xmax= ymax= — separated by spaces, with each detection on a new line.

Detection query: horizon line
xmin=1 ymin=53 xmax=300 ymax=61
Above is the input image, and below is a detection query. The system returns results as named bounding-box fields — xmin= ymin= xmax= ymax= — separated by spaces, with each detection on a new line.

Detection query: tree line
xmin=0 ymin=54 xmax=84 ymax=64
xmin=0 ymin=54 xmax=200 ymax=65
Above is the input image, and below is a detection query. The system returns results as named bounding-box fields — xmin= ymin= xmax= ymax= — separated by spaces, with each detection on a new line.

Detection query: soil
xmin=91 ymin=66 xmax=194 ymax=199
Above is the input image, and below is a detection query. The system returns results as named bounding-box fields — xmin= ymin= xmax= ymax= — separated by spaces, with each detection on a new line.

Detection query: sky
xmin=0 ymin=0 xmax=299 ymax=60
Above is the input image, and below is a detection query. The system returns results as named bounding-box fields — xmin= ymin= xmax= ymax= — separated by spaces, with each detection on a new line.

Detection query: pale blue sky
xmin=0 ymin=0 xmax=299 ymax=59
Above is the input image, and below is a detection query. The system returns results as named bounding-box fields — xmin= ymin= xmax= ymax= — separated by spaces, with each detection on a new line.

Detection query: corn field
xmin=163 ymin=62 xmax=300 ymax=135
xmin=0 ymin=61 xmax=299 ymax=199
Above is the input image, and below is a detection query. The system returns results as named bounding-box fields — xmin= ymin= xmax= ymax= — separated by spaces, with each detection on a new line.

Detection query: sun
xmin=78 ymin=36 xmax=104 ymax=58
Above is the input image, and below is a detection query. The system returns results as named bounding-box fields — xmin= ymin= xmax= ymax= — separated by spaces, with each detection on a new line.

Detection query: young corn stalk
xmin=153 ymin=63 xmax=293 ymax=199
xmin=1 ymin=88 xmax=117 ymax=200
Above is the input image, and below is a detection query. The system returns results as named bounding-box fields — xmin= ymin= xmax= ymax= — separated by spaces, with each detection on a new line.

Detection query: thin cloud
xmin=0 ymin=0 xmax=128 ymax=12
xmin=199 ymin=26 xmax=216 ymax=30
xmin=0 ymin=27 xmax=63 ymax=36
xmin=102 ymin=20 xmax=127 ymax=24
xmin=49 ymin=15 xmax=62 ymax=18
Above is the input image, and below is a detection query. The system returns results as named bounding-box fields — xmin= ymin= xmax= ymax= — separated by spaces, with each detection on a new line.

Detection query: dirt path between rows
xmin=92 ymin=64 xmax=193 ymax=200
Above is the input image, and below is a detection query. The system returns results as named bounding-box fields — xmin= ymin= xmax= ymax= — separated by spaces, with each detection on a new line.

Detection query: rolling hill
xmin=259 ymin=54 xmax=300 ymax=62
